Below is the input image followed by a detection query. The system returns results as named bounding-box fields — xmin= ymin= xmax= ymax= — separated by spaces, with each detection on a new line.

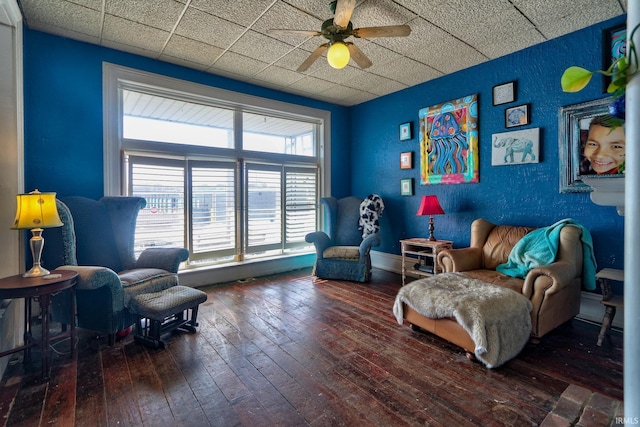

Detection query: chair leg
xmin=108 ymin=333 xmax=115 ymax=346
xmin=189 ymin=306 xmax=200 ymax=327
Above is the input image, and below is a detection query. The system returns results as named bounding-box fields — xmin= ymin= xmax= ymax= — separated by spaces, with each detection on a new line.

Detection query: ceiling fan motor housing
xmin=321 ymin=19 xmax=353 ymax=43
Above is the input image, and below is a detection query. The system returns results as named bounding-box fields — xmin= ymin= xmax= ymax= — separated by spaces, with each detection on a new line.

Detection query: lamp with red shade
xmin=416 ymin=195 xmax=444 ymax=241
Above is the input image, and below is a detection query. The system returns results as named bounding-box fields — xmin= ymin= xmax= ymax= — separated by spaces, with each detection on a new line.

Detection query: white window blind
xmin=127 ymin=157 xmax=186 ymax=253
xmin=190 ymin=161 xmax=237 ymax=261
xmin=285 ymin=168 xmax=317 ymax=246
xmin=245 ymin=165 xmax=282 ymax=254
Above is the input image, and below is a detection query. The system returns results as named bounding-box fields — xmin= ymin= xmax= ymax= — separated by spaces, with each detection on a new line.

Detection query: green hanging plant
xmin=560 ymin=23 xmax=638 ymax=176
xmin=561 ymin=23 xmax=640 ymax=97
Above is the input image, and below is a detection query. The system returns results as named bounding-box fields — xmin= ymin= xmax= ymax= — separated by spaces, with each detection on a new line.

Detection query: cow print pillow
xmin=359 ymin=194 xmax=384 ymax=239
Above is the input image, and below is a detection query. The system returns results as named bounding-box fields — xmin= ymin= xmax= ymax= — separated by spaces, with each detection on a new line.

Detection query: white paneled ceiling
xmin=18 ymin=0 xmax=627 ymax=106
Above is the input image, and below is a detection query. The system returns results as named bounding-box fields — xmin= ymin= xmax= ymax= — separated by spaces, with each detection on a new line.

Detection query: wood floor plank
xmin=149 ymin=344 xmax=212 ymax=426
xmin=40 ymin=357 xmax=77 ymax=426
xmin=72 ymin=334 xmax=108 ymax=427
xmin=101 ymin=344 xmax=143 ymax=426
xmin=168 ymin=337 xmax=243 ymax=427
xmin=122 ymin=340 xmax=175 ymax=427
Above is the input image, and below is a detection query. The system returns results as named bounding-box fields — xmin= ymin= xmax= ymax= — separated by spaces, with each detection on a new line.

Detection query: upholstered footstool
xmin=129 ymin=285 xmax=207 ymax=348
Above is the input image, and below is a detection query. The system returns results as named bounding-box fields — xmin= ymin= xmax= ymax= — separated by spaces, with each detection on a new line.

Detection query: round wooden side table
xmin=0 ymin=270 xmax=78 ymax=381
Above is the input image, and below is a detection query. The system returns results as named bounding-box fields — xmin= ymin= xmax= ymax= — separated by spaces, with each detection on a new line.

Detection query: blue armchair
xmin=305 ymin=196 xmax=383 ymax=282
xmin=42 ymin=196 xmax=189 ymax=344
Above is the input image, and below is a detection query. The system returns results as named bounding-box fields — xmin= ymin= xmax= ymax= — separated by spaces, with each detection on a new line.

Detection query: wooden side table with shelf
xmin=400 ymin=238 xmax=453 ymax=285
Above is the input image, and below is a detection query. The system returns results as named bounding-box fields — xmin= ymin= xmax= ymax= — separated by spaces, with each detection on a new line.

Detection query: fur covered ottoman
xmin=393 ymin=272 xmax=533 ymax=368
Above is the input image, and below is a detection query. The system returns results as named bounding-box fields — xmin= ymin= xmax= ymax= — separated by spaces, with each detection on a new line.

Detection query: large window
xmin=104 ymin=65 xmax=328 ymax=268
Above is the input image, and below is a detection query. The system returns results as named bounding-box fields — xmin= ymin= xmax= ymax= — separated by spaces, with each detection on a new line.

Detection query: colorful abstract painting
xmin=419 ymin=94 xmax=479 ymax=185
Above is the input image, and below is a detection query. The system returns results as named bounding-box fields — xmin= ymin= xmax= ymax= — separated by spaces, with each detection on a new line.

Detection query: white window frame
xmin=103 ymin=63 xmax=330 ymax=199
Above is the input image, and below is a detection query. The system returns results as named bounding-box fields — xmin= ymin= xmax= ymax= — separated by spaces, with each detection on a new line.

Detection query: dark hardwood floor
xmin=0 ymin=268 xmax=623 ymax=426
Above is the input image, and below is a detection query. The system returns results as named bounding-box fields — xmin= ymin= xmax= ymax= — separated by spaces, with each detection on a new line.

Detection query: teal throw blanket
xmin=496 ymin=219 xmax=597 ymax=291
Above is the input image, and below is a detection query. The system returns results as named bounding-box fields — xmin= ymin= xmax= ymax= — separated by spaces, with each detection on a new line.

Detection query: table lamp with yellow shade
xmin=12 ymin=190 xmax=63 ymax=277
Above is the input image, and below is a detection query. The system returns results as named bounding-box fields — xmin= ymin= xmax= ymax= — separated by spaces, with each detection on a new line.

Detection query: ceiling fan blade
xmin=346 ymin=43 xmax=372 ymax=69
xmin=297 ymin=43 xmax=328 ymax=72
xmin=334 ymin=0 xmax=356 ymax=29
xmin=353 ymin=25 xmax=412 ymax=38
xmin=267 ymin=29 xmax=321 ymax=37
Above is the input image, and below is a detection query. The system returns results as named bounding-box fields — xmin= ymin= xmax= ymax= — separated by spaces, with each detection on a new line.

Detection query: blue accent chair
xmin=305 ymin=196 xmax=381 ymax=282
xmin=42 ymin=196 xmax=189 ymax=344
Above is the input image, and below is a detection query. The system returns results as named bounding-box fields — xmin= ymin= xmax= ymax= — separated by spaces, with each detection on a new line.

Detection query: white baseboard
xmin=371 ymin=250 xmax=403 ymax=275
xmin=370 ymin=251 xmax=622 ymax=329
xmin=577 ymin=290 xmax=623 ymax=329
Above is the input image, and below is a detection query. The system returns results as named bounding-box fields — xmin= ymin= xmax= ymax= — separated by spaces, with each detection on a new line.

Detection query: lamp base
xmin=23 ymin=228 xmax=50 ymax=277
xmin=427 ymin=215 xmax=437 ymax=241
xmin=23 ymin=264 xmax=51 ymax=278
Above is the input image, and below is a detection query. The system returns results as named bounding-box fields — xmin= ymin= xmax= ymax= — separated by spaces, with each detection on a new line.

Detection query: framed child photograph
xmin=558 ymin=97 xmax=625 ymax=193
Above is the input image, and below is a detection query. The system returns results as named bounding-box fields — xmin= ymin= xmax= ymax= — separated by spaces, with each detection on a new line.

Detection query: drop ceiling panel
xmin=21 ymin=0 xmax=102 ymax=38
xmin=252 ymin=1 xmax=323 ymax=44
xmin=190 ymin=0 xmax=277 ymax=27
xmin=349 ymin=0 xmax=416 ymax=27
xmin=288 ymin=76 xmax=337 ymax=95
xmin=105 ymin=0 xmax=185 ymax=31
xmin=209 ymin=51 xmax=269 ymax=78
xmin=174 ymin=7 xmax=245 ymax=48
xmin=161 ymin=34 xmax=224 ymax=67
xmin=230 ymin=30 xmax=294 ymax=64
xmin=251 ymin=65 xmax=305 ymax=87
xmin=103 ymin=15 xmax=169 ymax=53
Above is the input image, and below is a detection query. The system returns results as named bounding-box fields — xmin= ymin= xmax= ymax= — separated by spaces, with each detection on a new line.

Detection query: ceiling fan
xmin=268 ymin=0 xmax=411 ymax=72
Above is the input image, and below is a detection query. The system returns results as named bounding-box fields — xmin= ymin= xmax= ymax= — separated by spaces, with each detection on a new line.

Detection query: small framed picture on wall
xmin=400 ymin=178 xmax=413 ymax=196
xmin=400 ymin=151 xmax=413 ymax=169
xmin=493 ymin=81 xmax=515 ymax=106
xmin=505 ymin=104 xmax=530 ymax=128
xmin=399 ymin=122 xmax=412 ymax=140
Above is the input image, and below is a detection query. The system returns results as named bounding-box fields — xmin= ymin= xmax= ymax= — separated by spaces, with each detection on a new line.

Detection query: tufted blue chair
xmin=42 ymin=196 xmax=189 ymax=344
xmin=305 ymin=196 xmax=382 ymax=282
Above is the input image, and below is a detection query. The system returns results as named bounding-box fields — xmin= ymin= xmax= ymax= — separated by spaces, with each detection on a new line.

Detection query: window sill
xmin=178 ymin=252 xmax=316 ymax=288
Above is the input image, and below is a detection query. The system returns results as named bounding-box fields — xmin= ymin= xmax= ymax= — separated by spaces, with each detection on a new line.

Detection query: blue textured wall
xmin=22 ymin=29 xmax=351 ymax=200
xmin=351 ymin=16 xmax=626 ymax=274
xmin=23 ymin=16 xmax=626 ymax=277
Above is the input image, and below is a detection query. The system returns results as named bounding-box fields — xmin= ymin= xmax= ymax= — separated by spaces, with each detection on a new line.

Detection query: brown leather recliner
xmin=403 ymin=218 xmax=584 ymax=351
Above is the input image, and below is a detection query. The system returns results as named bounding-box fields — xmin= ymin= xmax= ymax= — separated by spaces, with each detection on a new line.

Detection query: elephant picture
xmin=491 ymin=128 xmax=540 ymax=166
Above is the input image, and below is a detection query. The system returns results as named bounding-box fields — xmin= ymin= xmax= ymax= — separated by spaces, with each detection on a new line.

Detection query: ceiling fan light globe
xmin=327 ymin=42 xmax=350 ymax=69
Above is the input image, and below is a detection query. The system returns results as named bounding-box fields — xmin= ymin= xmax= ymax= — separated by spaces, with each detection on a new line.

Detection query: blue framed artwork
xmin=399 ymin=122 xmax=412 ymax=140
